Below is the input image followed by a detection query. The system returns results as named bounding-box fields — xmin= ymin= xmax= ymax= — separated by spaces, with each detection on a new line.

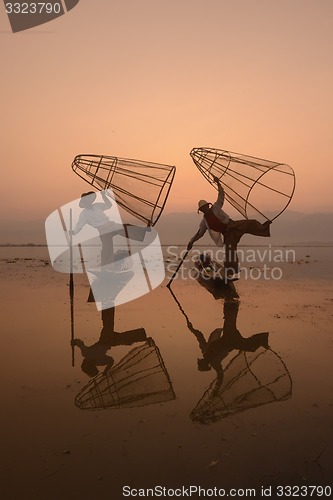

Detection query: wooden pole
xmin=166 ymin=250 xmax=189 ymax=288
xmin=69 ymin=209 xmax=75 ymax=367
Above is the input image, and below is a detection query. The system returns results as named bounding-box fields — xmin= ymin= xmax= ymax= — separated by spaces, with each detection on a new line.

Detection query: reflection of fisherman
xmin=72 ymin=338 xmax=115 ymax=378
xmin=72 ymin=307 xmax=147 ymax=377
xmin=187 ymin=300 xmax=269 ymax=380
xmin=187 ymin=176 xmax=271 ymax=276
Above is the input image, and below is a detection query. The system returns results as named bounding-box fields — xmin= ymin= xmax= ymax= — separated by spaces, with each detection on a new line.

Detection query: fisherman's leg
xmin=123 ymin=224 xmax=151 ymax=242
xmin=237 ymin=332 xmax=269 ymax=351
xmin=222 ymin=300 xmax=240 ymax=336
xmin=242 ymin=219 xmax=271 ymax=238
xmin=224 ymin=239 xmax=240 ymax=276
xmin=227 ymin=219 xmax=271 ymax=239
xmin=223 ymin=300 xmax=239 ymax=332
xmin=101 ymin=307 xmax=115 ymax=336
xmin=107 ymin=328 xmax=147 ymax=346
xmin=100 ymin=233 xmax=114 ymax=266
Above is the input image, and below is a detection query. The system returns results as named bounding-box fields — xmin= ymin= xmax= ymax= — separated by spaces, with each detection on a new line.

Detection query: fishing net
xmin=190 ymin=347 xmax=292 ymax=424
xmin=190 ymin=147 xmax=295 ymax=222
xmin=72 ymin=154 xmax=176 ymax=226
xmin=75 ymin=338 xmax=176 ymax=410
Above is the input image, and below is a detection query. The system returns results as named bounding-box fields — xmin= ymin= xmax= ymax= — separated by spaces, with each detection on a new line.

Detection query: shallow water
xmin=0 ymin=248 xmax=332 ymax=498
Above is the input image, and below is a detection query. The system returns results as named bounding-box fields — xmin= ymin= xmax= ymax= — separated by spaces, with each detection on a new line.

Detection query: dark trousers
xmin=224 ymin=220 xmax=270 ymax=275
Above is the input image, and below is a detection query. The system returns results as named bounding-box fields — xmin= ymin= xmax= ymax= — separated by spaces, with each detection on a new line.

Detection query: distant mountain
xmin=260 ymin=211 xmax=333 ymax=245
xmin=0 ymin=211 xmax=332 ymax=246
xmin=0 ymin=220 xmax=47 ymax=245
xmin=155 ymin=211 xmax=333 ymax=246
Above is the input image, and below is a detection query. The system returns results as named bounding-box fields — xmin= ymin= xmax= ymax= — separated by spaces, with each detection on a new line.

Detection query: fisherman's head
xmin=79 ymin=191 xmax=96 ymax=208
xmin=197 ymin=358 xmax=212 ymax=372
xmin=197 ymin=200 xmax=211 ymax=214
xmin=81 ymin=358 xmax=99 ymax=377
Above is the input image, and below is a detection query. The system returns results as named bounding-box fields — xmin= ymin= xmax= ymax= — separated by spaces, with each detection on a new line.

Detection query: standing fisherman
xmin=71 ymin=190 xmax=116 ymax=266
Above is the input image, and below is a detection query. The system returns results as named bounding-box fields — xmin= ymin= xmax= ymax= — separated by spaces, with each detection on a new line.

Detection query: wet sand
xmin=0 ymin=247 xmax=332 ymax=499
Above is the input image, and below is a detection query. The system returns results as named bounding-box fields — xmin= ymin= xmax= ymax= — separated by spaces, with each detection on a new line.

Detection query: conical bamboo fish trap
xmin=191 ymin=347 xmax=292 ymax=424
xmin=190 ymin=147 xmax=295 ymax=222
xmin=72 ymin=154 xmax=176 ymax=226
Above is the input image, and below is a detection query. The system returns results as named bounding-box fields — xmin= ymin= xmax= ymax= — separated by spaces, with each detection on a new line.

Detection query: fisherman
xmin=72 ymin=190 xmax=151 ymax=268
xmin=71 ymin=190 xmax=117 ymax=266
xmin=187 ymin=176 xmax=271 ymax=276
xmin=72 ymin=190 xmax=113 ymax=234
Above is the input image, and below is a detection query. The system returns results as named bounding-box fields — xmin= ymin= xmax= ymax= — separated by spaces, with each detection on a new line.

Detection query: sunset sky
xmin=1 ymin=0 xmax=333 ymax=223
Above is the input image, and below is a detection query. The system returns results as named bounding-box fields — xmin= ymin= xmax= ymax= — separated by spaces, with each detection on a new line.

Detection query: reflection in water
xmin=197 ymin=273 xmax=239 ymax=300
xmin=193 ymin=253 xmax=239 ymax=300
xmin=75 ymin=337 xmax=176 ymax=410
xmin=168 ymin=288 xmax=292 ymax=423
xmin=74 ymin=306 xmax=175 ymax=410
xmin=170 ymin=291 xmax=269 ymax=378
xmin=192 ymin=300 xmax=269 ymax=378
xmin=191 ymin=347 xmax=292 ymax=424
xmin=72 ymin=307 xmax=147 ymax=377
xmin=86 ymin=265 xmax=135 ymax=308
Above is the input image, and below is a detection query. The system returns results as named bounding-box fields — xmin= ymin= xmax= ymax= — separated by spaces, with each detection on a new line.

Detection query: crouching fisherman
xmin=187 ymin=176 xmax=271 ymax=277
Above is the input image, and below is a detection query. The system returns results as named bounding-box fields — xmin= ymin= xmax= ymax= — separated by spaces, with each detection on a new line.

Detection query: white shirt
xmin=74 ymin=201 xmax=112 ymax=234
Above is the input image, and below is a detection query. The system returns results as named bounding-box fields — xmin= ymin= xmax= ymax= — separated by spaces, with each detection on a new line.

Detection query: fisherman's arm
xmin=212 ymin=175 xmax=225 ymax=209
xmin=187 ymin=220 xmax=207 ymax=250
xmin=101 ymin=190 xmax=112 ymax=210
xmin=71 ymin=212 xmax=86 ymax=235
xmin=186 ymin=321 xmax=207 ymax=353
xmin=103 ymin=356 xmax=115 ymax=374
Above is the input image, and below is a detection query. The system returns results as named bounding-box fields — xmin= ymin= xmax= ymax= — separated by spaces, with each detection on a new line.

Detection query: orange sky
xmin=1 ymin=0 xmax=333 ymax=222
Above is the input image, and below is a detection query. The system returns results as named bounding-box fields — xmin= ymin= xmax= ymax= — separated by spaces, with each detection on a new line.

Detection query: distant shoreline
xmin=1 ymin=243 xmax=333 ymax=248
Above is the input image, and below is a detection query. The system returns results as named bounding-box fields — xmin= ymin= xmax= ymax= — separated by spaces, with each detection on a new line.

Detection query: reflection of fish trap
xmin=190 ymin=148 xmax=295 ymax=222
xmin=75 ymin=338 xmax=176 ymax=410
xmin=72 ymin=154 xmax=176 ymax=226
xmin=191 ymin=347 xmax=292 ymax=424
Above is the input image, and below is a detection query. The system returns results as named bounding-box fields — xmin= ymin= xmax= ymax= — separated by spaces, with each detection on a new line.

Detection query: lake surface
xmin=0 ymin=246 xmax=332 ymax=498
